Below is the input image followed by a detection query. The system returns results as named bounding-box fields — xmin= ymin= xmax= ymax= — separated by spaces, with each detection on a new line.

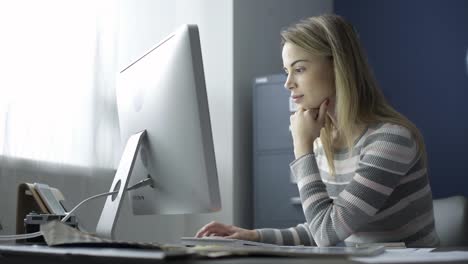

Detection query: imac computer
xmin=95 ymin=24 xmax=221 ymax=239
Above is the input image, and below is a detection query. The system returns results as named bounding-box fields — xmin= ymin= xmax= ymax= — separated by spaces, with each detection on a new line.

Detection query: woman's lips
xmin=291 ymin=94 xmax=304 ymax=103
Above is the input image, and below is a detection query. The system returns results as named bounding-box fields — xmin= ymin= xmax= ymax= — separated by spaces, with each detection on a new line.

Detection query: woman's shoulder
xmin=361 ymin=122 xmax=418 ymax=158
xmin=360 ymin=122 xmax=422 ymax=175
xmin=366 ymin=122 xmax=414 ymax=141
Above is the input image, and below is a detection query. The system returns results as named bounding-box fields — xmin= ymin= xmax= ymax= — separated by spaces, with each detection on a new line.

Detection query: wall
xmin=232 ymin=0 xmax=333 ymax=228
xmin=334 ymin=0 xmax=468 ymax=198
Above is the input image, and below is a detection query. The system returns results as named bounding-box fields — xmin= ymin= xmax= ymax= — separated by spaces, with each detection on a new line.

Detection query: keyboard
xmin=181 ymin=236 xmax=277 ymax=247
xmin=180 ymin=237 xmax=386 ymax=257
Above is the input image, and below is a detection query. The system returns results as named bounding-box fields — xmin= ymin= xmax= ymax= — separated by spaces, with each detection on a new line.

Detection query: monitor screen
xmin=96 ymin=24 xmax=221 ymax=239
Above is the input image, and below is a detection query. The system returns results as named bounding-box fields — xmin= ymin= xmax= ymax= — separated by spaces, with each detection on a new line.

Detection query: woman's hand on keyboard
xmin=195 ymin=221 xmax=259 ymax=242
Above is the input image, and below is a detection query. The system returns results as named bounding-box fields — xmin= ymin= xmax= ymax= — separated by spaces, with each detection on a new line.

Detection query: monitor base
xmin=95 ymin=130 xmax=147 ymax=239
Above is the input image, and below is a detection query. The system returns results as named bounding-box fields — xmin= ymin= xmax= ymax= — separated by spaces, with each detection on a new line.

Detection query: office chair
xmin=433 ymin=195 xmax=468 ymax=247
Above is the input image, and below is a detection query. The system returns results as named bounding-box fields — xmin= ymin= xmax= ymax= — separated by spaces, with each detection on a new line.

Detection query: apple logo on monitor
xmin=132 ymin=85 xmax=144 ymax=112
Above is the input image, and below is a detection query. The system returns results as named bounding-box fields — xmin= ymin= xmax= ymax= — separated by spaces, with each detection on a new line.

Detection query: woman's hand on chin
xmin=290 ymin=99 xmax=329 ymax=158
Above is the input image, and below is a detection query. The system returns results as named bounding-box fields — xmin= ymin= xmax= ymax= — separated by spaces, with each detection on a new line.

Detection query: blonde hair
xmin=281 ymin=14 xmax=427 ymax=175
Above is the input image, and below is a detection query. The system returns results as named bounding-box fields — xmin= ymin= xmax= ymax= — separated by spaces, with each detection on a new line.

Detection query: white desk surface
xmin=352 ymin=248 xmax=468 ymax=263
xmin=1 ymin=244 xmax=468 ymax=264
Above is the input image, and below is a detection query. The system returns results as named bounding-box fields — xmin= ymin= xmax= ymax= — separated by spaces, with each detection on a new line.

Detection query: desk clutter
xmin=40 ymin=220 xmax=165 ymax=249
xmin=13 ymin=182 xmax=384 ymax=260
xmin=2 ymin=222 xmax=468 ymax=263
xmin=15 ymin=182 xmax=82 ymax=244
xmin=14 ymin=182 xmax=382 ymax=257
xmin=23 ymin=220 xmax=386 ymax=259
xmin=27 ymin=220 xmax=385 ymax=257
xmin=16 ymin=182 xmax=70 ymax=236
xmin=6 ymin=219 xmax=468 ymax=262
xmin=11 ymin=182 xmax=468 ymax=262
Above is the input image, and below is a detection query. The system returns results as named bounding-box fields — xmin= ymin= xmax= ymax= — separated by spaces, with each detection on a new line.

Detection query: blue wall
xmin=334 ymin=0 xmax=468 ymax=198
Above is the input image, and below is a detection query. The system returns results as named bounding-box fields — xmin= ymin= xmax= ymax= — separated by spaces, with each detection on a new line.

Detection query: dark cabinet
xmin=252 ymin=74 xmax=305 ymax=229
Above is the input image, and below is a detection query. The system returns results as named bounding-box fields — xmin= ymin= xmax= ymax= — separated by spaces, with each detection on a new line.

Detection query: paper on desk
xmin=40 ymin=220 xmax=180 ymax=251
xmin=0 ymin=244 xmax=169 ymax=260
xmin=352 ymin=248 xmax=468 ymax=263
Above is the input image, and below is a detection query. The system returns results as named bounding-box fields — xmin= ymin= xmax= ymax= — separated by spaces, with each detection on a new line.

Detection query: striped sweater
xmin=256 ymin=122 xmax=440 ymax=247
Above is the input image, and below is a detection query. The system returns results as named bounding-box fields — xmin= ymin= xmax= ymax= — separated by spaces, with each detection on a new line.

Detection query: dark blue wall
xmin=334 ymin=0 xmax=468 ymax=198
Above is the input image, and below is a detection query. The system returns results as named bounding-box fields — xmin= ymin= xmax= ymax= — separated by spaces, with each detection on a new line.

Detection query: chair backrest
xmin=433 ymin=196 xmax=468 ymax=247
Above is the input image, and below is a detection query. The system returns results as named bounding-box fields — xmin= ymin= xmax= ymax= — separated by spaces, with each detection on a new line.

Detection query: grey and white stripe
xmin=256 ymin=123 xmax=439 ymax=247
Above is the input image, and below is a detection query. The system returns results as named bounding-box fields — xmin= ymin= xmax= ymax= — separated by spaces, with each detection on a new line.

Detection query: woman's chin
xmin=294 ymin=101 xmax=319 ymax=111
xmin=302 ymin=104 xmax=318 ymax=110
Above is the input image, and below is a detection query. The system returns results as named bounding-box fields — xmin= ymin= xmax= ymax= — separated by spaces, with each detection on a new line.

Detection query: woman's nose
xmin=284 ymin=75 xmax=295 ymax=90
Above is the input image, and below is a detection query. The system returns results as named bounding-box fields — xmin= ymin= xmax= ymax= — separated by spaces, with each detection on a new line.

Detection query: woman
xmin=196 ymin=14 xmax=439 ymax=247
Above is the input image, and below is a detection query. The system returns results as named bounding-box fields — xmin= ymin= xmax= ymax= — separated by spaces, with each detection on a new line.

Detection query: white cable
xmin=0 ymin=231 xmax=43 ymax=241
xmin=61 ymin=177 xmax=153 ymax=223
xmin=0 ymin=178 xmax=153 ymax=241
xmin=59 ymin=190 xmax=118 ymax=223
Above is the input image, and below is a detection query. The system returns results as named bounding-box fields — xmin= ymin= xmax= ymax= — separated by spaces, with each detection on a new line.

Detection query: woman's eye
xmin=295 ymin=67 xmax=306 ymax=73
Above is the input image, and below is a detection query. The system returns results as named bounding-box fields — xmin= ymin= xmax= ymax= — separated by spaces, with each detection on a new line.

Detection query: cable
xmin=0 ymin=231 xmax=44 ymax=241
xmin=61 ymin=177 xmax=152 ymax=223
xmin=0 ymin=178 xmax=154 ymax=241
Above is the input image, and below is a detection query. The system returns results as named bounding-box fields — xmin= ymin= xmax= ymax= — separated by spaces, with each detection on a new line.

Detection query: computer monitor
xmin=95 ymin=24 xmax=221 ymax=239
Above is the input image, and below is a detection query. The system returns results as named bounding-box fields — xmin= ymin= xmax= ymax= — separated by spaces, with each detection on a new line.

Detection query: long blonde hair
xmin=281 ymin=14 xmax=427 ymax=175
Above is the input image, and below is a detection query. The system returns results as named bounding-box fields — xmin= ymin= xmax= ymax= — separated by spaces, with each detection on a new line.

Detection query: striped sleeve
xmin=290 ymin=125 xmax=419 ymax=247
xmin=256 ymin=223 xmax=316 ymax=246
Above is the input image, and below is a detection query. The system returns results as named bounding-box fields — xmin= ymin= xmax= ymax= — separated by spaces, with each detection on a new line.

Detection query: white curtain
xmin=0 ymin=0 xmax=120 ymax=168
xmin=0 ymin=0 xmax=120 ymax=232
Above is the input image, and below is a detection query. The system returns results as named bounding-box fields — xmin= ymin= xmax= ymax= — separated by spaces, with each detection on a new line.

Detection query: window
xmin=0 ymin=1 xmax=118 ymax=168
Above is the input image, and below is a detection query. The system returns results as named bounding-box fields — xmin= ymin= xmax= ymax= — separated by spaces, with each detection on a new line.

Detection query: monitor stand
xmin=95 ymin=130 xmax=146 ymax=239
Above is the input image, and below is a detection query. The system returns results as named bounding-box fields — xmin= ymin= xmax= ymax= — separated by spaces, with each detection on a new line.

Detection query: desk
xmin=1 ymin=244 xmax=468 ymax=264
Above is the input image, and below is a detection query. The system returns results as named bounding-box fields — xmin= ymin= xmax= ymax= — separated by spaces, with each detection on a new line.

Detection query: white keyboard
xmin=180 ymin=237 xmax=386 ymax=257
xmin=181 ymin=236 xmax=277 ymax=247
